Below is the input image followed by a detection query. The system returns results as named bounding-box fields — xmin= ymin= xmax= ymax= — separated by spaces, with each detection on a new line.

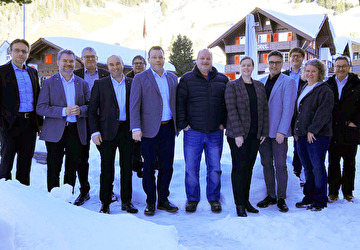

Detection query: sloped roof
xmin=31 ymin=37 xmax=175 ymax=71
xmin=208 ymin=7 xmax=336 ymax=50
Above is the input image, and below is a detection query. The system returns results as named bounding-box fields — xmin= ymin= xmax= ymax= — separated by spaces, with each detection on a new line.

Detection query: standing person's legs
xmin=259 ymin=138 xmax=276 ymax=197
xmin=328 ymin=142 xmax=341 ymax=197
xmin=204 ymin=129 xmax=223 ymax=202
xmin=78 ymin=136 xmax=91 ymax=194
xmin=184 ymin=129 xmax=204 ymax=202
xmin=45 ymin=139 xmax=65 ymax=192
xmin=272 ymin=138 xmax=288 ymax=199
xmin=64 ymin=126 xmax=82 ymax=191
xmin=0 ymin=126 xmax=18 ymax=181
xmin=341 ymin=144 xmax=357 ymax=196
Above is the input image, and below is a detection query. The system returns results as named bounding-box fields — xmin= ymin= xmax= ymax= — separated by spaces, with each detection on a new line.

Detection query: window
xmin=266 ymin=20 xmax=270 ymax=26
xmin=239 ymin=36 xmax=245 ymax=45
xmin=258 ymin=34 xmax=268 ymax=43
xmin=282 ymin=52 xmax=289 ymax=62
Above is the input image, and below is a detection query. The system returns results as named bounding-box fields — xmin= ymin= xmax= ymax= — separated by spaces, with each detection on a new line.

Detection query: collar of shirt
xmin=59 ymin=73 xmax=75 ymax=84
xmin=335 ymin=75 xmax=348 ymax=86
xmin=11 ymin=61 xmax=26 ymax=71
xmin=290 ymin=67 xmax=301 ymax=74
xmin=110 ymin=74 xmax=125 ymax=85
xmin=84 ymin=67 xmax=98 ymax=76
xmin=150 ymin=68 xmax=167 ymax=78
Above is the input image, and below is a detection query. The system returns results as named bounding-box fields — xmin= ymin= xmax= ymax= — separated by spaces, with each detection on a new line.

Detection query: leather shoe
xmin=257 ymin=195 xmax=276 ymax=208
xmin=121 ymin=202 xmax=138 ymax=214
xmin=306 ymin=204 xmax=324 ymax=211
xmin=245 ymin=201 xmax=259 ymax=213
xmin=295 ymin=200 xmax=311 ymax=208
xmin=209 ymin=201 xmax=222 ymax=213
xmin=277 ymin=198 xmax=289 ymax=212
xmin=328 ymin=195 xmax=339 ymax=203
xmin=157 ymin=200 xmax=179 ymax=213
xmin=144 ymin=203 xmax=155 ymax=216
xmin=74 ymin=192 xmax=90 ymax=206
xmin=344 ymin=195 xmax=354 ymax=202
xmin=236 ymin=205 xmax=247 ymax=217
xmin=100 ymin=204 xmax=110 ymax=214
xmin=185 ymin=201 xmax=199 ymax=213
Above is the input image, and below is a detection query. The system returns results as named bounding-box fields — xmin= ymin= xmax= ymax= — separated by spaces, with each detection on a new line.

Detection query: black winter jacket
xmin=176 ymin=65 xmax=228 ymax=133
xmin=293 ymin=82 xmax=334 ymax=137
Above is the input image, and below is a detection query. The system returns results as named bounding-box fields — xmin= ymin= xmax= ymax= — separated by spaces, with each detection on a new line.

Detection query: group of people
xmin=1 ymin=39 xmax=359 ymax=217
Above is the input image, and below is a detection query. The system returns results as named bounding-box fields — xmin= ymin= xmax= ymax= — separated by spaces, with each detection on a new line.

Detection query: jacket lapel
xmin=269 ymin=74 xmax=283 ymax=102
xmin=147 ymin=69 xmax=161 ymax=96
xmin=55 ymin=73 xmax=67 ymax=105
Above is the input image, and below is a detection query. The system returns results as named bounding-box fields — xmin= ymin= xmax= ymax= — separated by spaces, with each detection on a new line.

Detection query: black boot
xmin=236 ymin=205 xmax=247 ymax=217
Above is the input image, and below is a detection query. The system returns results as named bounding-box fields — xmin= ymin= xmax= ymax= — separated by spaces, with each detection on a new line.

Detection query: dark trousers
xmin=227 ymin=134 xmax=260 ymax=206
xmin=292 ymin=142 xmax=302 ymax=177
xmin=141 ymin=122 xmax=175 ymax=205
xmin=0 ymin=115 xmax=36 ymax=185
xmin=97 ymin=123 xmax=133 ymax=205
xmin=328 ymin=142 xmax=358 ymax=196
xmin=296 ymin=135 xmax=330 ymax=208
xmin=77 ymin=120 xmax=91 ymax=194
xmin=45 ymin=124 xmax=82 ymax=192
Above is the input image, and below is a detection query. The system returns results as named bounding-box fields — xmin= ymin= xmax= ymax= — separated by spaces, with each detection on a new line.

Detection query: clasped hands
xmin=65 ymin=105 xmax=80 ymax=116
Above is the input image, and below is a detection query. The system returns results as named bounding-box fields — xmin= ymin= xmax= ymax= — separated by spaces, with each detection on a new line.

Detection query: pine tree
xmin=0 ymin=0 xmax=31 ymax=5
xmin=169 ymin=34 xmax=194 ymax=77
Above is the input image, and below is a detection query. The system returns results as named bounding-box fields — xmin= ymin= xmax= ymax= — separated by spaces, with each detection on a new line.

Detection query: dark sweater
xmin=293 ymin=82 xmax=334 ymax=137
xmin=176 ymin=65 xmax=228 ymax=133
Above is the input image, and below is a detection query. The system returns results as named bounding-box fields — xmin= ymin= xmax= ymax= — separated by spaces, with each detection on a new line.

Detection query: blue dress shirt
xmin=12 ymin=62 xmax=34 ymax=112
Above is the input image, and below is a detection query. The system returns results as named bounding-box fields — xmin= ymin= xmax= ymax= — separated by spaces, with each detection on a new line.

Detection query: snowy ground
xmin=1 ymin=133 xmax=360 ymax=250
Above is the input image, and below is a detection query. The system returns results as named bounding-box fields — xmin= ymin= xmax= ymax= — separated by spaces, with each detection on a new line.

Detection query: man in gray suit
xmin=36 ymin=49 xmax=90 ymax=192
xmin=257 ymin=50 xmax=296 ymax=212
xmin=130 ymin=46 xmax=178 ymax=216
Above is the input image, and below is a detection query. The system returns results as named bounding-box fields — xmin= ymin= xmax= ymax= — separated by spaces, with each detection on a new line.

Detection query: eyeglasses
xmin=335 ymin=65 xmax=349 ymax=70
xmin=133 ymin=62 xmax=145 ymax=65
xmin=12 ymin=49 xmax=29 ymax=54
xmin=269 ymin=61 xmax=282 ymax=65
xmin=291 ymin=54 xmax=303 ymax=59
xmin=83 ymin=55 xmax=97 ymax=60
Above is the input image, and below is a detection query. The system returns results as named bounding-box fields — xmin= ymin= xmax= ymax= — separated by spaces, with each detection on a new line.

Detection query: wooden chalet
xmin=208 ymin=7 xmax=336 ymax=80
xmin=336 ymin=37 xmax=360 ymax=75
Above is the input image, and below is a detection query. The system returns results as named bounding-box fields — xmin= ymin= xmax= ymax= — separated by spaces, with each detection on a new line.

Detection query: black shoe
xmin=236 ymin=205 xmax=247 ymax=217
xmin=295 ymin=200 xmax=311 ymax=208
xmin=245 ymin=201 xmax=259 ymax=213
xmin=157 ymin=200 xmax=179 ymax=213
xmin=209 ymin=200 xmax=222 ymax=213
xmin=257 ymin=195 xmax=277 ymax=208
xmin=121 ymin=202 xmax=138 ymax=214
xmin=306 ymin=204 xmax=324 ymax=211
xmin=277 ymin=198 xmax=289 ymax=212
xmin=144 ymin=203 xmax=155 ymax=216
xmin=185 ymin=201 xmax=199 ymax=213
xmin=73 ymin=192 xmax=90 ymax=206
xmin=100 ymin=204 xmax=110 ymax=214
xmin=111 ymin=193 xmax=118 ymax=203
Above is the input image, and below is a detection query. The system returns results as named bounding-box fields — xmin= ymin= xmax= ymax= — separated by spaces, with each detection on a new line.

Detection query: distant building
xmin=208 ymin=7 xmax=336 ymax=80
xmin=27 ymin=37 xmax=176 ymax=83
xmin=0 ymin=41 xmax=11 ymax=66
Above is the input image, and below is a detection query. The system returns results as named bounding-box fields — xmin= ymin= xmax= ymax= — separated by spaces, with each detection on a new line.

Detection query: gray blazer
xmin=130 ymin=68 xmax=178 ymax=138
xmin=259 ymin=73 xmax=297 ymax=138
xmin=36 ymin=73 xmax=90 ymax=145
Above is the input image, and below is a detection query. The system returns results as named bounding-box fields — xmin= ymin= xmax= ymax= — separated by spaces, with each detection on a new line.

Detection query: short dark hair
xmin=240 ymin=56 xmax=254 ymax=66
xmin=132 ymin=55 xmax=146 ymax=65
xmin=10 ymin=39 xmax=30 ymax=51
xmin=335 ymin=56 xmax=351 ymax=66
xmin=57 ymin=49 xmax=76 ymax=61
xmin=148 ymin=46 xmax=164 ymax=57
xmin=289 ymin=47 xmax=305 ymax=57
xmin=268 ymin=50 xmax=283 ymax=60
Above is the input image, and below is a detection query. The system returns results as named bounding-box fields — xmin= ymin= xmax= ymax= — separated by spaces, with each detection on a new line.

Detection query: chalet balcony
xmin=225 ymin=41 xmax=299 ymax=53
xmin=225 ymin=62 xmax=291 ymax=74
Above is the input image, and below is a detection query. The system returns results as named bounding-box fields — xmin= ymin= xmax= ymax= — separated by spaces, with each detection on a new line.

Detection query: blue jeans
xmin=296 ymin=135 xmax=330 ymax=208
xmin=184 ymin=129 xmax=223 ymax=202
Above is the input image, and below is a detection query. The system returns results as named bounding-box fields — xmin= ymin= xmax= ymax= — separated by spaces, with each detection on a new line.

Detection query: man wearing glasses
xmin=73 ymin=47 xmax=109 ymax=206
xmin=0 ymin=39 xmax=43 ymax=186
xmin=327 ymin=56 xmax=360 ymax=203
xmin=126 ymin=55 xmax=147 ymax=79
xmin=257 ymin=50 xmax=296 ymax=212
xmin=283 ymin=48 xmax=307 ymax=184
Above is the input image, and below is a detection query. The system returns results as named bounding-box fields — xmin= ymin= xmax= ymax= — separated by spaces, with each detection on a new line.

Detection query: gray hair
xmin=81 ymin=47 xmax=97 ymax=57
xmin=57 ymin=49 xmax=76 ymax=61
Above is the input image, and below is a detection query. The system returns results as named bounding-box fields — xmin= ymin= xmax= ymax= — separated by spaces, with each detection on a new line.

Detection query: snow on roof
xmin=262 ymin=8 xmax=327 ymax=38
xmin=335 ymin=36 xmax=350 ymax=55
xmin=44 ymin=37 xmax=175 ymax=71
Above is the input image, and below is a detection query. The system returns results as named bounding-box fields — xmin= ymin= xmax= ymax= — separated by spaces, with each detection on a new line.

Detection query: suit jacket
xmin=0 ymin=61 xmax=43 ymax=131
xmin=283 ymin=69 xmax=307 ymax=95
xmin=225 ymin=77 xmax=269 ymax=140
xmin=36 ymin=73 xmax=90 ymax=145
xmin=259 ymin=73 xmax=296 ymax=138
xmin=73 ymin=67 xmax=110 ymax=80
xmin=130 ymin=68 xmax=178 ymax=138
xmin=88 ymin=76 xmax=132 ymax=141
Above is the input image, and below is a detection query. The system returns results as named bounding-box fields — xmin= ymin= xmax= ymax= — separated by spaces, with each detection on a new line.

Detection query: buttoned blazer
xmin=73 ymin=68 xmax=110 ymax=80
xmin=36 ymin=73 xmax=90 ymax=145
xmin=130 ymin=68 xmax=178 ymax=138
xmin=259 ymin=73 xmax=296 ymax=138
xmin=225 ymin=77 xmax=269 ymax=140
xmin=88 ymin=76 xmax=132 ymax=141
xmin=0 ymin=61 xmax=43 ymax=131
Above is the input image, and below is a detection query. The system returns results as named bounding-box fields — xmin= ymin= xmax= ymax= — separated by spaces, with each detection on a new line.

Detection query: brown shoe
xmin=328 ymin=195 xmax=339 ymax=203
xmin=344 ymin=195 xmax=354 ymax=202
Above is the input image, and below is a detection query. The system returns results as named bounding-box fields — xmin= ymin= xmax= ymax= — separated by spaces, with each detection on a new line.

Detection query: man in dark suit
xmin=36 ymin=49 xmax=90 ymax=192
xmin=283 ymin=47 xmax=306 ymax=184
xmin=130 ymin=46 xmax=178 ymax=216
xmin=0 ymin=39 xmax=43 ymax=185
xmin=73 ymin=47 xmax=110 ymax=206
xmin=89 ymin=55 xmax=138 ymax=214
xmin=327 ymin=56 xmax=360 ymax=203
